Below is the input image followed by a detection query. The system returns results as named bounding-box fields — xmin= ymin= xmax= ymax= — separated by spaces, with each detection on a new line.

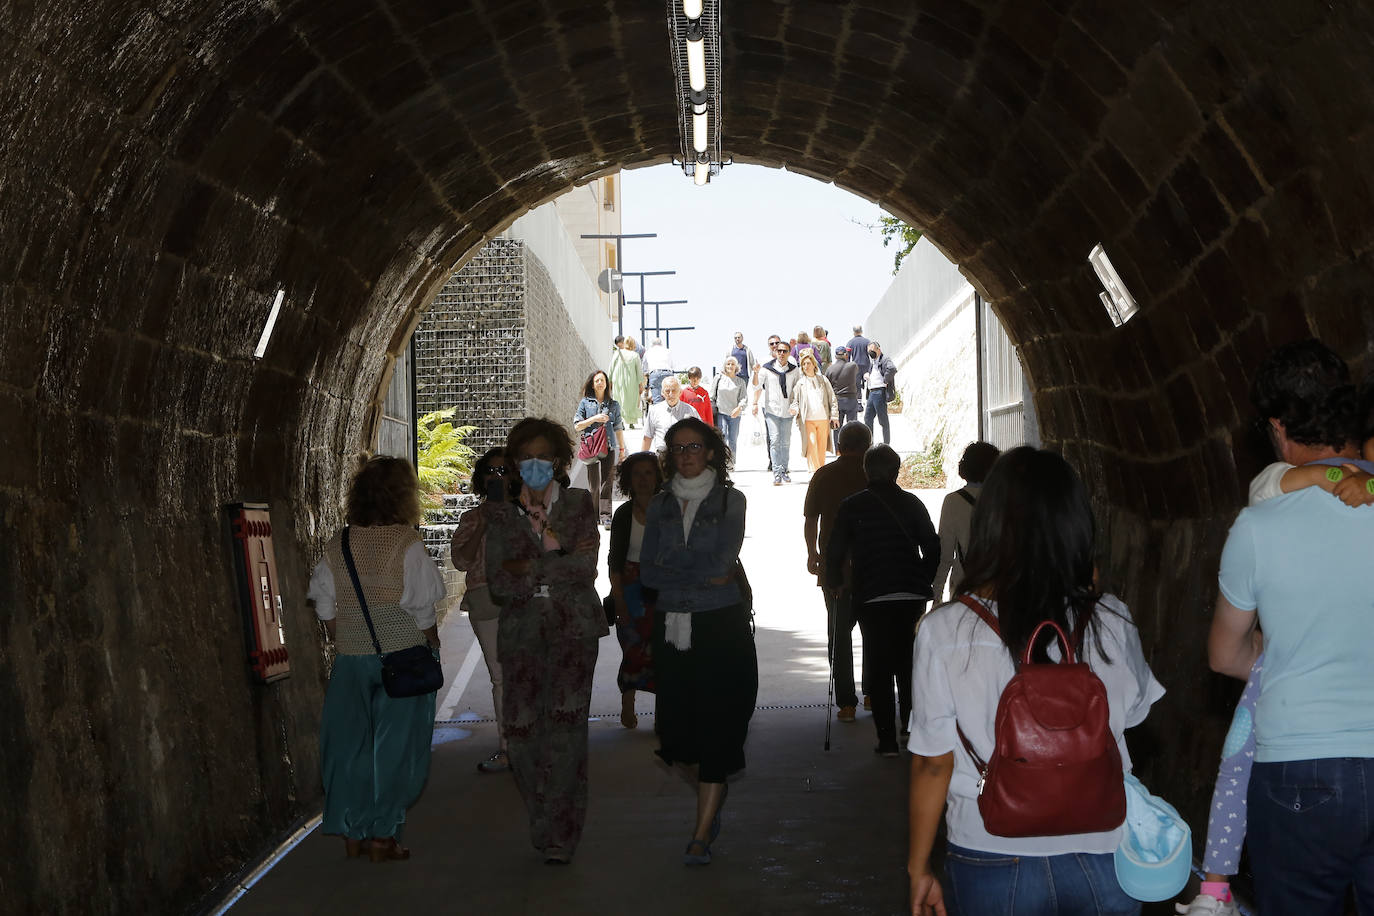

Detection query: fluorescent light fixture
xmin=253 ymin=288 xmax=285 ymax=358
xmin=682 ymin=0 xmax=702 ymax=20
xmin=1088 ymin=244 xmax=1138 ymax=327
xmin=692 ymin=111 xmax=709 ymax=153
xmin=686 ymin=25 xmax=706 ymax=92
xmin=693 ymin=158 xmax=710 ymax=185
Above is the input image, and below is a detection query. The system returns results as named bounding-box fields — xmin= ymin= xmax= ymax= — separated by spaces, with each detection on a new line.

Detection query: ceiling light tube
xmin=682 ymin=0 xmax=703 ymax=20
xmin=694 ymin=157 xmax=710 ymax=185
xmin=692 ymin=110 xmax=709 ymax=153
xmin=686 ymin=25 xmax=706 ymax=93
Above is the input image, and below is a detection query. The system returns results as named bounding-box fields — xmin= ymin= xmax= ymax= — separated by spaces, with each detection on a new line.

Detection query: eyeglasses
xmin=774 ymin=345 xmax=789 ymax=352
xmin=487 ymin=466 xmax=508 ymax=476
xmin=669 ymin=442 xmax=705 ymax=454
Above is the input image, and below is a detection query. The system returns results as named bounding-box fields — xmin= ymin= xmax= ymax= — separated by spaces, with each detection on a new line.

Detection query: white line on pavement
xmin=437 ymin=637 xmax=483 ymax=721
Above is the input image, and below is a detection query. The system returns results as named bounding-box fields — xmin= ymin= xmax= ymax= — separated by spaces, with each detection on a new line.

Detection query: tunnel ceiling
xmin=3 ymin=0 xmax=1372 ymax=503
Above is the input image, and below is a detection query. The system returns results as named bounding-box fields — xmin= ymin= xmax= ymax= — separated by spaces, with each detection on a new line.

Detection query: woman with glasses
xmin=607 ymin=451 xmax=665 ymax=729
xmin=450 ymin=447 xmax=513 ymax=774
xmin=641 ymin=417 xmax=757 ymax=867
xmin=482 ymin=418 xmax=605 ymax=864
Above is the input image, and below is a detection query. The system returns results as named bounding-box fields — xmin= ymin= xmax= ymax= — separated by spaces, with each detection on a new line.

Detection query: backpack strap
xmin=953 ymin=594 xmax=997 ymax=773
xmin=955 ymin=487 xmax=976 ymax=507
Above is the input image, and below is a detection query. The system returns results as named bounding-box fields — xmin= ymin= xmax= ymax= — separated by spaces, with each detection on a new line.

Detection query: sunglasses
xmin=669 ymin=442 xmax=705 ymax=454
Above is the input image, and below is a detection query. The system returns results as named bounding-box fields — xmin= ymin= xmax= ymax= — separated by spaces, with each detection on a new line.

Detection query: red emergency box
xmin=228 ymin=503 xmax=290 ymax=683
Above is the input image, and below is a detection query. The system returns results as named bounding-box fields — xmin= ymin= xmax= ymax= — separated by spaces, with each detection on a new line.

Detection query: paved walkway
xmin=229 ymin=414 xmax=1188 ymax=915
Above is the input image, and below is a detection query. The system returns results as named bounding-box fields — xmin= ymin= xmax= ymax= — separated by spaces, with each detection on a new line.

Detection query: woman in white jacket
xmin=788 ymin=351 xmax=838 ymax=472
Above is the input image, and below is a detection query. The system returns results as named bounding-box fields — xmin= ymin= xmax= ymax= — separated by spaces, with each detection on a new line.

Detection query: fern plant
xmin=416 ymin=408 xmax=476 ymax=509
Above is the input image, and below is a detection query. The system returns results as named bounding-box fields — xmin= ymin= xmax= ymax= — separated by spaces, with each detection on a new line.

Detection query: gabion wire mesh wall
xmin=414 ymin=238 xmax=528 ymax=458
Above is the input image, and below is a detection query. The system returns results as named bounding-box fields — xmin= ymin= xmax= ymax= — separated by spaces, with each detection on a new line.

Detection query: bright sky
xmin=618 ymin=163 xmax=898 ymax=375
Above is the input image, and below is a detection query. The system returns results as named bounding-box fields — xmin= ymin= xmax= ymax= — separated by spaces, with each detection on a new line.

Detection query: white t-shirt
xmin=627 ymin=515 xmax=646 ymax=563
xmin=643 ymin=400 xmax=697 ymax=451
xmin=643 ymin=346 xmax=674 ymax=373
xmin=866 ymin=361 xmax=886 ymax=390
xmin=1248 ymin=460 xmax=1291 ymax=505
xmin=907 ymin=593 xmax=1165 ymax=856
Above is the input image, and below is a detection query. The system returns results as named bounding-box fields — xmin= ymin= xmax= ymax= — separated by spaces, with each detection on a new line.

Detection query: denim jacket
xmin=575 ymin=396 xmax=624 ymax=436
xmin=640 ymin=483 xmax=746 ymax=612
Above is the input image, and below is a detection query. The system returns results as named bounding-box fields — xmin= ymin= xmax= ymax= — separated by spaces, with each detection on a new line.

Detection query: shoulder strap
xmin=953 ymin=593 xmax=999 ymax=771
xmin=340 ymin=527 xmax=385 ymax=657
xmin=956 ymin=488 xmax=976 ymax=507
xmin=955 ymin=593 xmax=999 ymax=636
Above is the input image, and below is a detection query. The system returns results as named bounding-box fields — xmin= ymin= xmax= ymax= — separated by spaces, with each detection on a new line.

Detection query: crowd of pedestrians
xmin=305 ymin=330 xmax=1374 ymax=915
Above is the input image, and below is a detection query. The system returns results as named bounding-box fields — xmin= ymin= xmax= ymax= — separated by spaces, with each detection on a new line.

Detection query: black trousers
xmin=653 ymin=604 xmax=758 ymax=783
xmin=856 ymin=599 xmax=923 ymax=750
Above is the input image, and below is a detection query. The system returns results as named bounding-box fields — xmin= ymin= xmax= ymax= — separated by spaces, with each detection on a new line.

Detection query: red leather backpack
xmin=954 ymin=595 xmax=1126 ymax=837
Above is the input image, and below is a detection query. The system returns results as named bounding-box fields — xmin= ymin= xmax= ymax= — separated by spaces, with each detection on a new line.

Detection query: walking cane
xmin=824 ymin=586 xmax=836 ymax=751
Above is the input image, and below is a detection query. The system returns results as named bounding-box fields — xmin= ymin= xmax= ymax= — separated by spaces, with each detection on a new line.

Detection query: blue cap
xmin=1114 ymin=773 xmax=1192 ymax=902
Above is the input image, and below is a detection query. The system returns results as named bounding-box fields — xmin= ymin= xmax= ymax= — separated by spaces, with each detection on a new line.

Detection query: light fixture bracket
xmin=667 ymin=0 xmax=724 ymax=183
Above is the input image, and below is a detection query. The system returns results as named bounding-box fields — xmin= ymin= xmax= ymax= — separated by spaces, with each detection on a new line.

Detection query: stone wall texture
xmin=3 ymin=0 xmax=1374 ymax=910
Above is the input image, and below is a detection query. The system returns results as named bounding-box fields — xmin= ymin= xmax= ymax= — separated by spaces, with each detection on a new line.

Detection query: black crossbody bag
xmin=341 ymin=527 xmax=444 ymax=698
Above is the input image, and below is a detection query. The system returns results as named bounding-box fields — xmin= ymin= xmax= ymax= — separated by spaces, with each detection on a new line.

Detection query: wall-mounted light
xmin=253 ymin=288 xmax=285 ymax=359
xmin=1088 ymin=244 xmax=1139 ymax=327
xmin=686 ymin=23 xmax=706 ymax=93
xmin=682 ymin=0 xmax=702 ymax=20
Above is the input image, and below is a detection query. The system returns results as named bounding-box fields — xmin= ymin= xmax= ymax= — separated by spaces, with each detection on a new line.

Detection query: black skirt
xmin=652 ymin=602 xmax=758 ymax=783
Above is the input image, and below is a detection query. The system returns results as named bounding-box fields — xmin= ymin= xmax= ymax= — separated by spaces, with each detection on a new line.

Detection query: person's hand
xmin=807 ymin=552 xmax=821 ymax=575
xmin=830 ymin=419 xmax=840 ymax=428
xmin=909 ymin=869 xmax=946 ymax=915
xmin=596 ymin=412 xmax=610 ymax=423
xmin=751 ymin=404 xmax=758 ymax=416
xmin=732 ymin=406 xmax=742 ymax=418
xmin=789 ymin=405 xmax=799 ymax=416
xmin=1333 ymin=465 xmax=1374 ymax=507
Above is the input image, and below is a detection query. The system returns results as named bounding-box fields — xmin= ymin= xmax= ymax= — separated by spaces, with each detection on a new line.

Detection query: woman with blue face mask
xmin=482 ymin=417 xmax=606 ymax=864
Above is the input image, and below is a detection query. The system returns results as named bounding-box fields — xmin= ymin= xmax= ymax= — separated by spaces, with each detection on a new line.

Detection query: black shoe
xmin=875 ymin=744 xmax=900 ymax=758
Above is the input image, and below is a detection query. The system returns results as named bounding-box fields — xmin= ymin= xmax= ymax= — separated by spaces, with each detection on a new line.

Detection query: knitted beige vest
xmin=325 ymin=525 xmax=427 ymax=656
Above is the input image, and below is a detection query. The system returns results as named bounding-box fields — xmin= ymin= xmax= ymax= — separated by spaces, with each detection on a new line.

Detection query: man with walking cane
xmin=803 ymin=422 xmax=873 ymax=733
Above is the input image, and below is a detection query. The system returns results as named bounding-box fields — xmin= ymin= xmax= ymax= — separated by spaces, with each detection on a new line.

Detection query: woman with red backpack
xmin=905 ymin=447 xmax=1165 ymax=916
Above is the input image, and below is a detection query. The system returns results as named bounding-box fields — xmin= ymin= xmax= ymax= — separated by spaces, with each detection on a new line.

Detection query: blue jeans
xmin=864 ymin=389 xmax=890 ymax=443
xmin=716 ymin=412 xmax=740 ymax=456
xmin=1248 ymin=757 xmax=1374 ymax=915
xmin=764 ymin=411 xmax=792 ymax=475
xmin=943 ymin=844 xmax=1139 ymax=916
xmin=647 ymin=370 xmax=673 ymax=404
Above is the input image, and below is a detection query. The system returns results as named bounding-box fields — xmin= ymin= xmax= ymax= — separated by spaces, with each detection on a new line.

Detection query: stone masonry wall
xmin=523 ymin=247 xmax=599 ymax=430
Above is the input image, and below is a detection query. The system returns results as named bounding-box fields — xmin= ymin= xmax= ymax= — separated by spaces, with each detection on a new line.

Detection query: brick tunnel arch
xmin=4 ymin=1 xmax=1374 ymax=909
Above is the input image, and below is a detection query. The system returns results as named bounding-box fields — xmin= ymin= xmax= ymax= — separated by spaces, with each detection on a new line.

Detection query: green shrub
xmin=416 ymin=408 xmax=476 ymax=510
xmin=898 ymin=431 xmax=946 ymax=489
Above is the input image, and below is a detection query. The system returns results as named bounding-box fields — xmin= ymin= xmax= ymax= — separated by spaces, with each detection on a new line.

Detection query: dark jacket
xmin=824 ymin=359 xmax=860 ymax=401
xmin=872 ymin=354 xmax=898 ymax=402
xmin=607 ymin=500 xmax=659 ymax=602
xmin=825 ymin=482 xmax=940 ymax=606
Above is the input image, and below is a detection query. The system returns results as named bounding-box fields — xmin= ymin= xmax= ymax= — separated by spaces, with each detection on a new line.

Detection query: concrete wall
xmin=865 ymin=239 xmax=980 ymax=477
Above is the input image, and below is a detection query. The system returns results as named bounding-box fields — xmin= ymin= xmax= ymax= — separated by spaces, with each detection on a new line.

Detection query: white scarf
xmin=664 ymin=470 xmax=719 ymax=650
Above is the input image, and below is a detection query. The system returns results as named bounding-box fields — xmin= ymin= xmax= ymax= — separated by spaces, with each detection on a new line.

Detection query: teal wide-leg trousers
xmin=320 ymin=654 xmax=436 ymax=840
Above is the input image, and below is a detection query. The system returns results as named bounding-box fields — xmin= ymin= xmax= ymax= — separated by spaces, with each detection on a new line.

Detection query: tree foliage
xmin=879 ymin=216 xmax=923 ymax=275
xmin=416 ymin=408 xmax=476 ymax=507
